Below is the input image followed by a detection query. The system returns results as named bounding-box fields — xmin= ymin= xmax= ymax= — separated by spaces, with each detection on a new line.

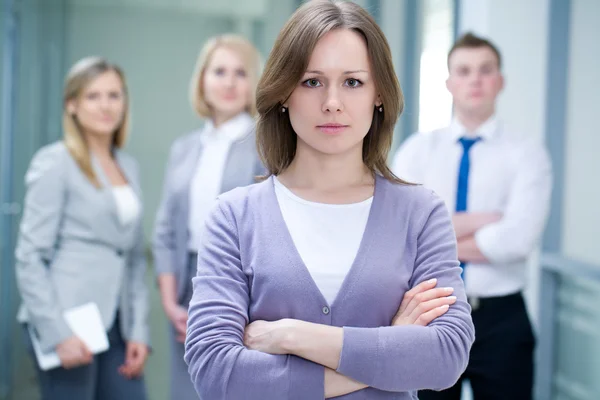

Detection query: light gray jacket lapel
xmin=220 ymin=131 xmax=259 ymax=193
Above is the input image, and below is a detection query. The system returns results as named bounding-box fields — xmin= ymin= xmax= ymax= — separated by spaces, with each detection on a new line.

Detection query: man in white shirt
xmin=392 ymin=33 xmax=552 ymax=400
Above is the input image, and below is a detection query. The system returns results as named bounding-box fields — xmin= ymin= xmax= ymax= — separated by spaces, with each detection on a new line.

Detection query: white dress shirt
xmin=112 ymin=185 xmax=140 ymax=227
xmin=188 ymin=112 xmax=254 ymax=251
xmin=274 ymin=177 xmax=373 ymax=305
xmin=392 ymin=116 xmax=552 ymax=297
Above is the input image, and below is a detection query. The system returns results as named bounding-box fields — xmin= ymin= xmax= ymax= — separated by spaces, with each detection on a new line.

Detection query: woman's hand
xmin=56 ymin=335 xmax=93 ymax=369
xmin=119 ymin=341 xmax=149 ymax=379
xmin=166 ymin=304 xmax=188 ymax=343
xmin=392 ymin=278 xmax=457 ymax=326
xmin=244 ymin=319 xmax=297 ymax=354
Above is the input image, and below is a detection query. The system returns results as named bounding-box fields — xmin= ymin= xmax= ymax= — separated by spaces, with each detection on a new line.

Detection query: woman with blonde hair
xmin=152 ymin=33 xmax=263 ymax=399
xmin=15 ymin=57 xmax=150 ymax=400
xmin=184 ymin=1 xmax=475 ymax=399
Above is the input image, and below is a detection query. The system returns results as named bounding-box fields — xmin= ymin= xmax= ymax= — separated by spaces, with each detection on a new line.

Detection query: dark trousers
xmin=419 ymin=292 xmax=535 ymax=400
xmin=24 ymin=316 xmax=147 ymax=400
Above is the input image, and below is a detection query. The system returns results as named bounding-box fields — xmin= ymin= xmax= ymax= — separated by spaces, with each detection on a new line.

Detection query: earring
xmin=379 ymin=106 xmax=383 ymax=112
xmin=281 ymin=106 xmax=287 ymax=113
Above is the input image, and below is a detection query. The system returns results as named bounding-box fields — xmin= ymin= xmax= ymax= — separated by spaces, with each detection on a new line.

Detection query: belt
xmin=467 ymin=292 xmax=522 ymax=311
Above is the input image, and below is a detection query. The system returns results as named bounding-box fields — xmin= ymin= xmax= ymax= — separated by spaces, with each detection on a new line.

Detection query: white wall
xmin=562 ymin=0 xmax=600 ymax=265
xmin=459 ymin=0 xmax=551 ymax=325
xmin=460 ymin=0 xmax=550 ymax=140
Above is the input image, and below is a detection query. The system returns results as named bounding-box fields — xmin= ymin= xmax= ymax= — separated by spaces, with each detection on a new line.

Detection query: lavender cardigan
xmin=184 ymin=175 xmax=475 ymax=399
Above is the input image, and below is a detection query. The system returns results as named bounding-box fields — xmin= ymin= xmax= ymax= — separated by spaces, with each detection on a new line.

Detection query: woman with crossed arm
xmin=184 ymin=1 xmax=475 ymax=398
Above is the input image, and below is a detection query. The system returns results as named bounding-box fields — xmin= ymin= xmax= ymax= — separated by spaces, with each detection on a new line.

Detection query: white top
xmin=392 ymin=115 xmax=552 ymax=297
xmin=274 ymin=177 xmax=373 ymax=305
xmin=188 ymin=112 xmax=254 ymax=250
xmin=112 ymin=185 xmax=141 ymax=227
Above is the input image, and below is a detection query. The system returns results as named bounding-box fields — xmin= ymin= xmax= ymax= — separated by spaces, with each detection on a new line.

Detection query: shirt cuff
xmin=37 ymin=317 xmax=73 ymax=353
xmin=129 ymin=323 xmax=151 ymax=347
xmin=336 ymin=326 xmax=379 ymax=385
xmin=474 ymin=224 xmax=501 ymax=263
xmin=153 ymin=251 xmax=174 ymax=276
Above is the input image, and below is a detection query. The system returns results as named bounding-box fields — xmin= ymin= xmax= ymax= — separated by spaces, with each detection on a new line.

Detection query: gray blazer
xmin=152 ymin=128 xmax=263 ymax=301
xmin=15 ymin=142 xmax=150 ymax=353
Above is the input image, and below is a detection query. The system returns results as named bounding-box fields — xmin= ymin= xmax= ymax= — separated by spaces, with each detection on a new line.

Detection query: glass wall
xmin=418 ymin=0 xmax=455 ymax=133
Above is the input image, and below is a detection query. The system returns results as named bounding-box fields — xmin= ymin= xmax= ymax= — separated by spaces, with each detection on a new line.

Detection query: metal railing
xmin=536 ymin=253 xmax=600 ymax=400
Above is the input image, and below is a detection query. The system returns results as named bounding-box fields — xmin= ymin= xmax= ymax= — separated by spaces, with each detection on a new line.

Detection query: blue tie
xmin=456 ymin=136 xmax=481 ymax=278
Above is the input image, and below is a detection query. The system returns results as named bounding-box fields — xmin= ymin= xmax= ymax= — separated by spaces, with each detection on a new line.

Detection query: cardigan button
xmin=322 ymin=306 xmax=330 ymax=315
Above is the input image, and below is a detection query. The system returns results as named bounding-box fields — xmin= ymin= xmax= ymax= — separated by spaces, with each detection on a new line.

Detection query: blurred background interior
xmin=0 ymin=0 xmax=598 ymax=399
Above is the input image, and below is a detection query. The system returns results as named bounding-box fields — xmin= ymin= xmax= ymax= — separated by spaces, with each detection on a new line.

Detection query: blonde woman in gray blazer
xmin=15 ymin=57 xmax=150 ymax=400
xmin=153 ymin=34 xmax=263 ymax=400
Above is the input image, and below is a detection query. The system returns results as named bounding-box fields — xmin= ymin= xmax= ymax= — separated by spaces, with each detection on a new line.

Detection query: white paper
xmin=29 ymin=302 xmax=110 ymax=371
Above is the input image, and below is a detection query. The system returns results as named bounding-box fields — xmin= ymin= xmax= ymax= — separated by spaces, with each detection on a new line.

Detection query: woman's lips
xmin=317 ymin=124 xmax=349 ymax=135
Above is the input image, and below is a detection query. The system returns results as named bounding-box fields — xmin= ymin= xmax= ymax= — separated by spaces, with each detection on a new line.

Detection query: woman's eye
xmin=304 ymin=79 xmax=321 ymax=87
xmin=345 ymin=78 xmax=362 ymax=88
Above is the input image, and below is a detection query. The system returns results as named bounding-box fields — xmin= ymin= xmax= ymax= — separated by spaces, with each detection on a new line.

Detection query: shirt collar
xmin=202 ymin=112 xmax=254 ymax=142
xmin=449 ymin=114 xmax=499 ymax=142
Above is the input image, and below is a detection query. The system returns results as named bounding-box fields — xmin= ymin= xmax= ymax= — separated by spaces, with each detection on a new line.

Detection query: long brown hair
xmin=256 ymin=0 xmax=406 ymax=183
xmin=63 ymin=57 xmax=130 ymax=187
